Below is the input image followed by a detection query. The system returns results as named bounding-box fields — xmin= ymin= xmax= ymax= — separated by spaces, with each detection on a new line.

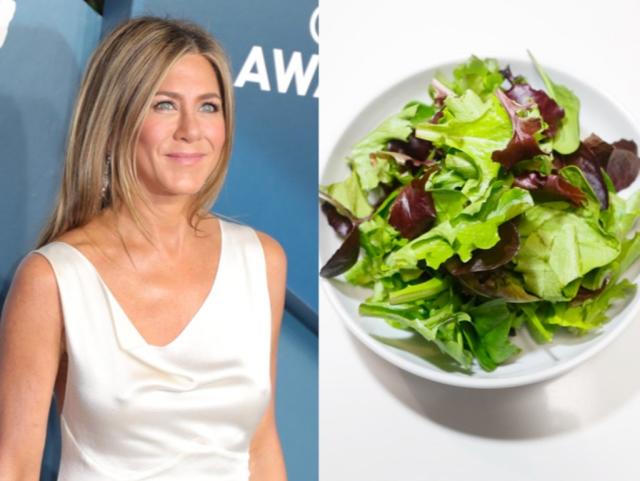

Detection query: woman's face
xmin=135 ymin=53 xmax=226 ymax=201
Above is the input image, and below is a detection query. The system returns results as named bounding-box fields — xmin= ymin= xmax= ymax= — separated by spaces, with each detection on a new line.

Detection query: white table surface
xmin=319 ymin=1 xmax=640 ymax=479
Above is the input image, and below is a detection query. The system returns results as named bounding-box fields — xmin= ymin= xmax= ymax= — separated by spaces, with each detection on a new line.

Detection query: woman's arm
xmin=249 ymin=232 xmax=288 ymax=481
xmin=0 ymin=253 xmax=63 ymax=481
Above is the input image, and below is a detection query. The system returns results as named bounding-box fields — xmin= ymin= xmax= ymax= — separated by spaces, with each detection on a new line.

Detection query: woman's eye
xmin=200 ymin=102 xmax=221 ymax=113
xmin=154 ymin=100 xmax=175 ymax=111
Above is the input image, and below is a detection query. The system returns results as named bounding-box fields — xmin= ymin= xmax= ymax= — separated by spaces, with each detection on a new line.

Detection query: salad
xmin=320 ymin=54 xmax=640 ymax=372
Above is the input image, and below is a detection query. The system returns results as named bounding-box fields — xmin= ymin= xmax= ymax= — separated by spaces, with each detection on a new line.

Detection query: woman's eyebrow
xmin=155 ymin=90 xmax=222 ymax=100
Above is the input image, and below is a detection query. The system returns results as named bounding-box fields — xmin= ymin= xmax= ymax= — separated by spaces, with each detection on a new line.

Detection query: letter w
xmin=273 ymin=49 xmax=319 ymax=96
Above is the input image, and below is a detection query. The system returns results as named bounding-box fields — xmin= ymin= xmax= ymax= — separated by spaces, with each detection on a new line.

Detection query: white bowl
xmin=319 ymin=58 xmax=640 ymax=389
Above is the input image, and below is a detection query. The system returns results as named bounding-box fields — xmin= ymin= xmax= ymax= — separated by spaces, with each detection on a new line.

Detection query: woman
xmin=0 ymin=17 xmax=287 ymax=481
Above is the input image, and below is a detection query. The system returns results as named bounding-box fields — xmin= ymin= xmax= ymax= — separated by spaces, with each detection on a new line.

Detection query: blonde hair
xmin=36 ymin=16 xmax=234 ymax=247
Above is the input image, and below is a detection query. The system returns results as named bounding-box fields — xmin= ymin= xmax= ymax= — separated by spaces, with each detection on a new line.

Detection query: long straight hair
xmin=36 ymin=16 xmax=235 ymax=248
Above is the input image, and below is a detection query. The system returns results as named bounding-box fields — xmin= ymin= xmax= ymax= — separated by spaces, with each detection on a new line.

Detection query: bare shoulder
xmin=255 ymin=231 xmax=287 ymax=274
xmin=11 ymin=250 xmax=59 ymax=301
xmin=1 ymin=250 xmax=63 ymax=342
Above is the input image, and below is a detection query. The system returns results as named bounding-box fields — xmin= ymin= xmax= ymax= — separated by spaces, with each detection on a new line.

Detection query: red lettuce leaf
xmin=388 ymin=168 xmax=437 ymax=240
xmin=513 ymin=171 xmax=586 ymax=206
xmin=431 ymin=108 xmax=445 ymax=124
xmin=386 ymin=132 xmax=434 ymax=161
xmin=567 ymin=134 xmax=640 ymax=193
xmin=570 ymin=283 xmax=607 ymax=306
xmin=612 ymin=139 xmax=637 ymax=155
xmin=320 ymin=227 xmax=361 ymax=278
xmin=453 ymin=268 xmax=540 ymax=303
xmin=556 ymin=136 xmax=609 ymax=209
xmin=501 ymin=66 xmax=565 ymax=137
xmin=608 ymin=139 xmax=640 ymax=191
xmin=430 ymin=78 xmax=454 ymax=108
xmin=321 ymin=201 xmax=353 ymax=238
xmin=583 ymin=133 xmax=613 ymax=163
xmin=376 ymin=151 xmax=438 ymax=174
xmin=491 ymin=89 xmax=545 ymax=170
xmin=447 ymin=221 xmax=520 ymax=275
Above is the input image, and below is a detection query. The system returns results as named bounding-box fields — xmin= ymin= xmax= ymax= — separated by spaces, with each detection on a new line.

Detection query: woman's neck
xmin=103 ymin=196 xmax=208 ymax=258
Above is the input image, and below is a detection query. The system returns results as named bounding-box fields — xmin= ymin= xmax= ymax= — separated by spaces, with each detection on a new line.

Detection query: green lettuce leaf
xmin=360 ymin=300 xmax=474 ymax=369
xmin=437 ymin=55 xmax=505 ymax=101
xmin=463 ymin=300 xmax=521 ymax=371
xmin=519 ymin=303 xmax=555 ymax=343
xmin=321 ymin=170 xmax=373 ymax=218
xmin=529 ymin=51 xmax=580 ymax=154
xmin=546 ymin=279 xmax=636 ymax=333
xmin=342 ymin=215 xmax=408 ymax=286
xmin=431 ymin=189 xmax=468 ymax=221
xmin=359 ymin=215 xmax=404 ymax=257
xmin=386 ymin=185 xmax=533 ymax=271
xmin=615 ymin=233 xmax=640 ymax=280
xmin=348 ymin=103 xmax=427 ymax=190
xmin=558 ymin=165 xmax=601 ymax=220
xmin=344 ymin=256 xmax=376 ymax=287
xmin=601 ymin=173 xmax=640 ymax=241
xmin=514 ymin=204 xmax=621 ymax=300
xmin=578 ymin=173 xmax=640 ymax=290
xmin=415 ymin=91 xmax=512 ymax=204
xmin=388 ymin=277 xmax=449 ymax=304
xmin=585 ymin=231 xmax=640 ymax=292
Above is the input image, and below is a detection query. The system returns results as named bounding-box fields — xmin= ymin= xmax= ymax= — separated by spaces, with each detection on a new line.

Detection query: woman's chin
xmin=143 ymin=181 xmax=207 ymax=199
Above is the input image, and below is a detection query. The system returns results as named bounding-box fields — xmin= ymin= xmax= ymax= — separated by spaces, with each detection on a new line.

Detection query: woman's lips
xmin=166 ymin=152 xmax=205 ymax=165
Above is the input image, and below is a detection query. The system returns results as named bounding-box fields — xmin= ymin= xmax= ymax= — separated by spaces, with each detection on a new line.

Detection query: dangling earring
xmin=101 ymin=152 xmax=112 ymax=205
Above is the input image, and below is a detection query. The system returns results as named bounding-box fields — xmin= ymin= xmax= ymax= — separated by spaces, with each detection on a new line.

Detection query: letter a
xmin=235 ymin=45 xmax=271 ymax=91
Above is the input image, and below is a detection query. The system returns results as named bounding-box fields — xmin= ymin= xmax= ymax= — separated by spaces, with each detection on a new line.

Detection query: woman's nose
xmin=174 ymin=109 xmax=202 ymax=142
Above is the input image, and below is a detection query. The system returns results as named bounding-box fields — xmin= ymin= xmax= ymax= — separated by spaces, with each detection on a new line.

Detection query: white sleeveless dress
xmin=33 ymin=219 xmax=272 ymax=481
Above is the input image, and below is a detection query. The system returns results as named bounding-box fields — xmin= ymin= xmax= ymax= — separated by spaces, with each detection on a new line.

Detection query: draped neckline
xmin=52 ymin=217 xmax=226 ymax=349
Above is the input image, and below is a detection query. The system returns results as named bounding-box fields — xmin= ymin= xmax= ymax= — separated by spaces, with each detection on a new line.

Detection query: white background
xmin=320 ymin=0 xmax=640 ymax=479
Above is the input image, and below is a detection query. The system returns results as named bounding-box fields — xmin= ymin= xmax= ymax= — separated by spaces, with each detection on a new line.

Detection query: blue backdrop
xmin=0 ymin=1 xmax=317 ymax=480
